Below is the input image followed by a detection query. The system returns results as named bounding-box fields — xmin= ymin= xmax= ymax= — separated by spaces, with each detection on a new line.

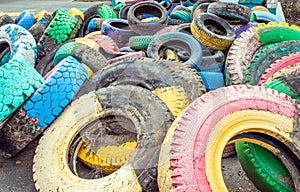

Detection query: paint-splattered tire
xmin=33 ymin=85 xmax=174 ymax=191
xmin=158 ymin=85 xmax=300 ymax=191
xmin=0 ymin=24 xmax=37 ymax=65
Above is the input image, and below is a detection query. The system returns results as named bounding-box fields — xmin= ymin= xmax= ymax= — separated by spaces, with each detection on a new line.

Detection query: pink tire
xmin=158 ymin=85 xmax=298 ymax=191
xmin=257 ymin=52 xmax=300 ymax=85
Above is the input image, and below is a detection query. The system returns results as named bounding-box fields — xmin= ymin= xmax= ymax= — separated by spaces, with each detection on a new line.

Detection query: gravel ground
xmin=0 ymin=139 xmax=259 ymax=192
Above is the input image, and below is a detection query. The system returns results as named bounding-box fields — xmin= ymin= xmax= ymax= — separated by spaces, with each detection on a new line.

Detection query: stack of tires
xmin=0 ymin=0 xmax=299 ymax=191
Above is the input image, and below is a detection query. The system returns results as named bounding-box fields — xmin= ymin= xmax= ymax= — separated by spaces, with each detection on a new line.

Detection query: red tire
xmin=257 ymin=52 xmax=300 ymax=85
xmin=158 ymin=85 xmax=298 ymax=191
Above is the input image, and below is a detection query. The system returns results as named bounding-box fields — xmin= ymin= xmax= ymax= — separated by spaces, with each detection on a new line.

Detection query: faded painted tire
xmin=127 ymin=1 xmax=168 ymax=35
xmin=15 ymin=11 xmax=35 ymax=30
xmin=252 ymin=11 xmax=284 ymax=23
xmin=198 ymin=71 xmax=224 ymax=91
xmin=258 ymin=52 xmax=300 ymax=86
xmin=243 ymin=40 xmax=300 ymax=85
xmin=171 ymin=23 xmax=192 ymax=35
xmin=37 ymin=9 xmax=79 ymax=59
xmin=129 ymin=36 xmax=156 ymax=50
xmin=225 ymin=28 xmax=262 ymax=85
xmin=234 ymin=22 xmax=258 ymax=37
xmin=254 ymin=22 xmax=300 ymax=45
xmin=101 ymin=18 xmax=137 ymax=48
xmin=147 ymin=32 xmax=203 ymax=71
xmin=158 ymin=85 xmax=300 ymax=191
xmin=33 ymin=85 xmax=174 ymax=191
xmin=263 ymin=71 xmax=300 ymax=99
xmin=0 ymin=56 xmax=87 ymax=158
xmin=196 ymin=47 xmax=225 ymax=72
xmin=53 ymin=40 xmax=107 ymax=72
xmin=207 ymin=2 xmax=251 ymax=24
xmin=191 ymin=13 xmax=235 ymax=50
xmin=191 ymin=0 xmax=219 ymax=18
xmin=0 ymin=24 xmax=37 ymax=65
xmin=268 ymin=63 xmax=300 ymax=82
xmin=0 ymin=58 xmax=43 ymax=124
xmin=76 ymin=57 xmax=206 ymax=103
xmin=29 ymin=11 xmax=53 ymax=42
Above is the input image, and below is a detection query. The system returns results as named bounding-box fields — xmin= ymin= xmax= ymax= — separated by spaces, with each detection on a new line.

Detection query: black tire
xmin=167 ymin=18 xmax=188 ymax=25
xmin=127 ymin=1 xmax=168 ymax=35
xmin=207 ymin=2 xmax=251 ymax=24
xmin=101 ymin=18 xmax=137 ymax=48
xmin=147 ymin=32 xmax=203 ymax=71
xmin=0 ymin=14 xmax=14 ymax=27
xmin=78 ymin=4 xmax=102 ymax=37
xmin=191 ymin=13 xmax=235 ymax=50
xmin=118 ymin=4 xmax=132 ymax=20
xmin=33 ymin=85 xmax=174 ymax=191
xmin=198 ymin=47 xmax=225 ymax=71
xmin=28 ymin=12 xmax=53 ymax=42
xmin=75 ymin=57 xmax=206 ymax=103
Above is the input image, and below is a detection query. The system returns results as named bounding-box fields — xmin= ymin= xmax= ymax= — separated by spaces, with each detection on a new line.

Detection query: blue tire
xmin=15 ymin=11 xmax=35 ymax=30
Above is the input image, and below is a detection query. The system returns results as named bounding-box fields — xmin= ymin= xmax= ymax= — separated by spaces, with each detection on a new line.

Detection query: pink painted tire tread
xmin=257 ymin=52 xmax=300 ymax=85
xmin=158 ymin=85 xmax=297 ymax=191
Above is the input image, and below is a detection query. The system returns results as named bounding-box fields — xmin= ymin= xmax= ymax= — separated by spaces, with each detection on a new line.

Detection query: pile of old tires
xmin=0 ymin=0 xmax=299 ymax=191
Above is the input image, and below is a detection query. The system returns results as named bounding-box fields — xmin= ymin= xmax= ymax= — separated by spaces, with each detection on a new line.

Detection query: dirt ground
xmin=0 ymin=139 xmax=260 ymax=192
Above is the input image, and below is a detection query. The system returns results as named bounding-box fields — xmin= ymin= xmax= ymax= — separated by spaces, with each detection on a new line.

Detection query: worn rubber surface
xmin=28 ymin=11 xmax=53 ymax=42
xmin=255 ymin=22 xmax=300 ymax=45
xmin=33 ymin=85 xmax=174 ymax=191
xmin=169 ymin=9 xmax=192 ymax=23
xmin=101 ymin=18 xmax=137 ymax=48
xmin=191 ymin=0 xmax=219 ymax=18
xmin=158 ymin=85 xmax=299 ymax=191
xmin=127 ymin=1 xmax=168 ymax=35
xmin=129 ymin=36 xmax=156 ymax=50
xmin=258 ymin=52 xmax=300 ymax=86
xmin=171 ymin=23 xmax=192 ymax=35
xmin=263 ymin=71 xmax=300 ymax=99
xmin=0 ymin=56 xmax=87 ymax=158
xmin=0 ymin=14 xmax=14 ymax=27
xmin=207 ymin=2 xmax=251 ymax=24
xmin=147 ymin=32 xmax=203 ymax=71
xmin=225 ymin=28 xmax=262 ymax=85
xmin=53 ymin=40 xmax=107 ymax=72
xmin=75 ymin=57 xmax=206 ymax=103
xmin=234 ymin=22 xmax=258 ymax=37
xmin=198 ymin=71 xmax=224 ymax=91
xmin=243 ymin=40 xmax=300 ymax=85
xmin=0 ymin=58 xmax=43 ymax=123
xmin=191 ymin=13 xmax=235 ymax=50
xmin=0 ymin=24 xmax=37 ymax=65
xmin=269 ymin=63 xmax=300 ymax=82
xmin=196 ymin=47 xmax=225 ymax=71
xmin=106 ymin=51 xmax=145 ymax=65
xmin=37 ymin=9 xmax=78 ymax=59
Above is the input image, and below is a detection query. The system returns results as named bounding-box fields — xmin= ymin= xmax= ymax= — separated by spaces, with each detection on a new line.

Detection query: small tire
xmin=191 ymin=13 xmax=235 ymax=50
xmin=127 ymin=1 xmax=168 ymax=35
xmin=147 ymin=32 xmax=203 ymax=71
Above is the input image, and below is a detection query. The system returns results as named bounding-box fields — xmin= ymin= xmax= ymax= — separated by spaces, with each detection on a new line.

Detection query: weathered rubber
xmin=75 ymin=57 xmax=206 ymax=103
xmin=33 ymin=85 xmax=174 ymax=191
xmin=158 ymin=85 xmax=299 ymax=191
xmin=37 ymin=9 xmax=79 ymax=59
xmin=207 ymin=2 xmax=251 ymax=24
xmin=255 ymin=22 xmax=300 ymax=45
xmin=127 ymin=1 xmax=168 ymax=35
xmin=0 ymin=58 xmax=43 ymax=123
xmin=0 ymin=14 xmax=14 ymax=27
xmin=252 ymin=11 xmax=285 ymax=23
xmin=0 ymin=24 xmax=37 ymax=65
xmin=268 ymin=63 xmax=300 ymax=82
xmin=147 ymin=32 xmax=203 ymax=71
xmin=225 ymin=28 xmax=262 ymax=85
xmin=258 ymin=52 xmax=300 ymax=86
xmin=191 ymin=13 xmax=235 ymax=50
xmin=129 ymin=36 xmax=156 ymax=50
xmin=243 ymin=40 xmax=300 ymax=85
xmin=29 ymin=11 xmax=53 ymax=42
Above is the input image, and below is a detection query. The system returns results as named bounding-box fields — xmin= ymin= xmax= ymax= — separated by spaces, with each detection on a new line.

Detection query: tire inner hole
xmin=204 ymin=19 xmax=227 ymax=36
xmin=158 ymin=40 xmax=191 ymax=62
xmin=135 ymin=6 xmax=162 ymax=20
xmin=68 ymin=115 xmax=137 ymax=179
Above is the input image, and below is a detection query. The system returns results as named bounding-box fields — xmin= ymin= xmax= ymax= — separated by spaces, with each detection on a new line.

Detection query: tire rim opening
xmin=204 ymin=19 xmax=227 ymax=36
